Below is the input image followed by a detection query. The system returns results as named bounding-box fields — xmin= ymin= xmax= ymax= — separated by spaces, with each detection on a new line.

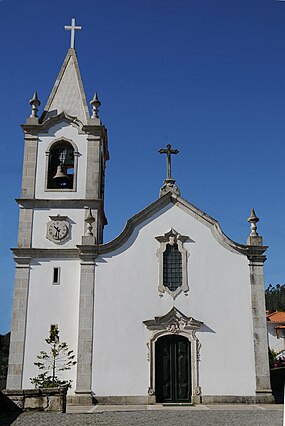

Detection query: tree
xmin=265 ymin=284 xmax=285 ymax=313
xmin=30 ymin=325 xmax=76 ymax=388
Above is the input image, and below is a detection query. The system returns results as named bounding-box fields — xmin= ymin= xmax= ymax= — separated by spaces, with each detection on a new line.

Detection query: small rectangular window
xmin=52 ymin=267 xmax=60 ymax=285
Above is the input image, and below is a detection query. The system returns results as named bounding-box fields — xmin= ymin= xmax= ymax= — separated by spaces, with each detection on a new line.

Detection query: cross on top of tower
xmin=64 ymin=18 xmax=82 ymax=49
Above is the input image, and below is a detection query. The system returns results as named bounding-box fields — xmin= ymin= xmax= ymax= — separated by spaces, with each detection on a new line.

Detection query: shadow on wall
xmin=0 ymin=332 xmax=10 ymax=391
xmin=270 ymin=367 xmax=285 ymax=404
xmin=0 ymin=391 xmax=22 ymax=425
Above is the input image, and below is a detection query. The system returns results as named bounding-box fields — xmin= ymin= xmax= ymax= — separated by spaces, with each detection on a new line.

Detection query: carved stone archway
xmin=143 ymin=307 xmax=203 ymax=404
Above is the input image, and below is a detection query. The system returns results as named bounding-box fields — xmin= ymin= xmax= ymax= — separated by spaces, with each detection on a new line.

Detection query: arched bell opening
xmin=46 ymin=139 xmax=78 ymax=190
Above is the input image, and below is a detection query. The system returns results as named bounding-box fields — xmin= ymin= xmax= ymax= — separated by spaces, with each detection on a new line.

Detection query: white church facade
xmin=7 ymin=22 xmax=273 ymax=405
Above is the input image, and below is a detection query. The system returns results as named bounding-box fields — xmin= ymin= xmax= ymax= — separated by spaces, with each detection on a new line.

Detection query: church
xmin=7 ymin=20 xmax=272 ymax=405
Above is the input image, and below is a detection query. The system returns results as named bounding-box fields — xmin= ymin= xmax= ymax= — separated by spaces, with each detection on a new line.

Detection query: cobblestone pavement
xmin=0 ymin=405 xmax=283 ymax=426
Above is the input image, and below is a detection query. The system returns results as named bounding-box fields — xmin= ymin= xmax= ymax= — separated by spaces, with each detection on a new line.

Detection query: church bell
xmin=53 ymin=164 xmax=69 ymax=187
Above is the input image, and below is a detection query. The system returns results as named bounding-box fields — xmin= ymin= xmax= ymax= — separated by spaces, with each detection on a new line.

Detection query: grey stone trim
xmin=44 ymin=136 xmax=79 ymax=193
xmin=85 ymin=136 xmax=101 ymax=199
xmin=16 ymin=199 xmax=103 ymax=209
xmin=98 ymin=193 xmax=249 ymax=256
xmin=247 ymin=246 xmax=272 ymax=396
xmin=22 ymin=113 xmax=83 ymax=134
xmin=3 ymin=387 xmax=68 ymax=412
xmin=75 ymin=249 xmax=96 ymax=394
xmin=6 ymin=259 xmax=31 ymax=389
xmin=155 ymin=229 xmax=190 ymax=299
xmin=144 ymin=308 xmax=203 ymax=405
xmin=21 ymin=136 xmax=38 ymax=199
xmin=201 ymin=394 xmax=274 ymax=404
xmin=21 ymin=115 xmax=110 ymax=136
xmin=67 ymin=394 xmax=93 ymax=406
xmin=40 ymin=49 xmax=90 ymax=124
xmin=99 ymin=193 xmax=175 ymax=254
xmin=12 ymin=248 xmax=79 ymax=259
xmin=94 ymin=396 xmax=154 ymax=405
xmin=17 ymin=208 xmax=33 ymax=248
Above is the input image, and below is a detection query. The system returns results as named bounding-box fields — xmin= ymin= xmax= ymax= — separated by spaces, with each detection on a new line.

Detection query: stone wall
xmin=3 ymin=387 xmax=67 ymax=412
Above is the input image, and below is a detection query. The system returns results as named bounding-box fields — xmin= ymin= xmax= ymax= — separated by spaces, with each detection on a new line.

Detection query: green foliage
xmin=265 ymin=284 xmax=285 ymax=313
xmin=30 ymin=326 xmax=76 ymax=389
xmin=269 ymin=348 xmax=277 ymax=369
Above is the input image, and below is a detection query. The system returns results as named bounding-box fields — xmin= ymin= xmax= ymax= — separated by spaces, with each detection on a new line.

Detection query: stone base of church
xmin=93 ymin=395 xmax=156 ymax=405
xmin=201 ymin=392 xmax=274 ymax=404
xmin=67 ymin=393 xmax=94 ymax=406
xmin=67 ymin=392 xmax=274 ymax=406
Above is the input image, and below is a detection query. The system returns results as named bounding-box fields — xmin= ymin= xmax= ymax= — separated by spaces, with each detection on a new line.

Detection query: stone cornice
xmin=16 ymin=199 xmax=103 ymax=209
xmin=82 ymin=123 xmax=107 ymax=137
xmin=98 ymin=192 xmax=253 ymax=256
xmin=77 ymin=244 xmax=98 ymax=262
xmin=21 ymin=112 xmax=84 ymax=134
xmin=16 ymin=198 xmax=107 ymax=228
xmin=246 ymin=245 xmax=268 ymax=264
xmin=11 ymin=248 xmax=79 ymax=259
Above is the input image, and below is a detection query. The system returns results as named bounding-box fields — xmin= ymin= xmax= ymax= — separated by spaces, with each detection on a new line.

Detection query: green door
xmin=155 ymin=335 xmax=191 ymax=403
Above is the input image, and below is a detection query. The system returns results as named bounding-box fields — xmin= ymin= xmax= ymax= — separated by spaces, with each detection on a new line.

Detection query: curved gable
xmin=99 ymin=192 xmax=249 ymax=256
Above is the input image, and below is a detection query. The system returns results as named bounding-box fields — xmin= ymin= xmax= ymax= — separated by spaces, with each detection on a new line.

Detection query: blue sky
xmin=1 ymin=0 xmax=285 ymax=334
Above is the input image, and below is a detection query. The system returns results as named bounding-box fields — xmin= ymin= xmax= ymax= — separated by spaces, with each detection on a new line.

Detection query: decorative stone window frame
xmin=143 ymin=307 xmax=203 ymax=404
xmin=155 ymin=228 xmax=189 ymax=299
xmin=44 ymin=137 xmax=79 ymax=192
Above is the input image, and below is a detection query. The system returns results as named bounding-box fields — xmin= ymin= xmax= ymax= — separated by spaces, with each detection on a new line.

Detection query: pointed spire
xmin=29 ymin=91 xmax=40 ymax=118
xmin=247 ymin=208 xmax=263 ymax=246
xmin=90 ymin=93 xmax=101 ymax=119
xmin=41 ymin=49 xmax=90 ymax=124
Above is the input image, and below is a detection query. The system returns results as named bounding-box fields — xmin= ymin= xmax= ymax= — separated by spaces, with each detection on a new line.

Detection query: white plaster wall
xmin=32 ymin=208 xmax=85 ymax=248
xmin=35 ymin=122 xmax=87 ymax=199
xmin=22 ymin=258 xmax=80 ymax=393
xmin=268 ymin=323 xmax=285 ymax=354
xmin=93 ymin=204 xmax=256 ymax=397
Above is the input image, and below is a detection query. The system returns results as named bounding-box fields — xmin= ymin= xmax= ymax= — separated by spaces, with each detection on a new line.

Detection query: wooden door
xmin=155 ymin=335 xmax=191 ymax=403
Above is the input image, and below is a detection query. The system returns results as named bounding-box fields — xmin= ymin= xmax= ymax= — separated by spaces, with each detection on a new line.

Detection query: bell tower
xmin=19 ymin=44 xmax=109 ymax=245
xmin=7 ymin=20 xmax=109 ymax=394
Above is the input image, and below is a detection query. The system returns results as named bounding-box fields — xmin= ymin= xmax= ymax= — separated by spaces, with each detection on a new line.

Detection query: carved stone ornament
xmin=194 ymin=386 xmax=202 ymax=396
xmin=143 ymin=307 xmax=203 ymax=404
xmin=143 ymin=307 xmax=203 ymax=333
xmin=155 ymin=228 xmax=189 ymax=299
xmin=46 ymin=214 xmax=70 ymax=244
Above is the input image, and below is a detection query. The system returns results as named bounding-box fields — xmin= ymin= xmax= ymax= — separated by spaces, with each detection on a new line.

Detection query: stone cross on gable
xmin=159 ymin=144 xmax=179 ymax=180
xmin=64 ymin=18 xmax=82 ymax=49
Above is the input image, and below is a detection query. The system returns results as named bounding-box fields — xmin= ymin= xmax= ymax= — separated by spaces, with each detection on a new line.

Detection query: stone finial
xmin=85 ymin=208 xmax=95 ymax=236
xmin=29 ymin=91 xmax=41 ymax=118
xmin=248 ymin=208 xmax=259 ymax=237
xmin=247 ymin=208 xmax=263 ymax=246
xmin=90 ymin=93 xmax=101 ymax=119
